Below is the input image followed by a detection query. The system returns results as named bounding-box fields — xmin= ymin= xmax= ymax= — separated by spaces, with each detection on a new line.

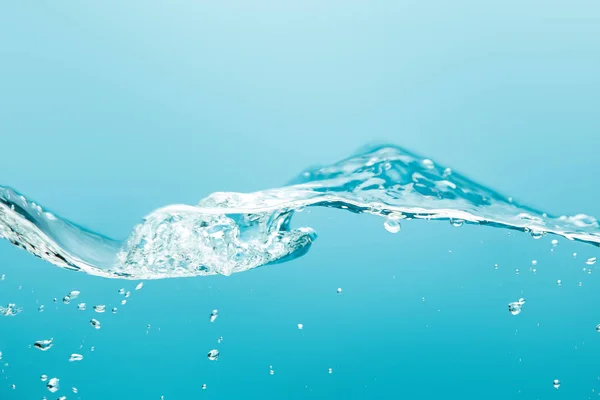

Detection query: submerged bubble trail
xmin=1 ymin=144 xmax=600 ymax=280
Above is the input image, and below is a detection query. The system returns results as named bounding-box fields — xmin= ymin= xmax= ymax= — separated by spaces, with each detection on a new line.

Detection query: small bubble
xmin=34 ymin=339 xmax=54 ymax=352
xmin=11 ymin=384 xmax=15 ymax=389
xmin=125 ymin=291 xmax=131 ymax=298
xmin=557 ymin=280 xmax=562 ymax=286
xmin=207 ymin=349 xmax=219 ymax=361
xmin=531 ymin=260 xmax=537 ymax=266
xmin=135 ymin=282 xmax=144 ymax=291
xmin=578 ymin=282 xmax=583 ymax=287
xmin=530 ymin=230 xmax=544 ymax=239
xmin=443 ymin=167 xmax=452 ymax=177
xmin=118 ymin=288 xmax=125 ymax=295
xmin=269 ymin=366 xmax=275 ymax=375
xmin=47 ymin=377 xmax=59 ymax=393
xmin=586 ymin=257 xmax=597 ymax=265
xmin=40 ymin=375 xmax=48 ymax=382
xmin=90 ymin=319 xmax=101 ymax=329
xmin=553 ymin=379 xmax=561 ymax=389
xmin=217 ymin=336 xmax=223 ymax=344
xmin=450 ymin=218 xmax=464 ymax=227
xmin=69 ymin=290 xmax=80 ymax=299
xmin=93 ymin=305 xmax=106 ymax=313
xmin=494 ymin=264 xmax=499 ymax=270
xmin=112 ymin=307 xmax=118 ymax=314
xmin=573 ymin=253 xmax=577 ymax=258
xmin=596 ymin=324 xmax=600 ymax=332
xmin=421 ymin=159 xmax=435 ymax=169
xmin=328 ymin=368 xmax=333 ymax=374
xmin=69 ymin=353 xmax=83 ymax=362
xmin=77 ymin=303 xmax=86 ymax=311
xmin=508 ymin=298 xmax=525 ymax=316
xmin=515 ymin=269 xmax=520 ymax=275
xmin=551 ymin=239 xmax=558 ymax=247
xmin=336 ymin=288 xmax=342 ymax=294
xmin=202 ymin=384 xmax=207 ymax=390
xmin=38 ymin=305 xmax=44 ymax=312
xmin=121 ymin=300 xmax=127 ymax=305
xmin=72 ymin=387 xmax=78 ymax=393
xmin=297 ymin=323 xmax=304 ymax=330
xmin=383 ymin=218 xmax=401 ymax=233
xmin=62 ymin=295 xmax=71 ymax=305
xmin=209 ymin=310 xmax=218 ymax=323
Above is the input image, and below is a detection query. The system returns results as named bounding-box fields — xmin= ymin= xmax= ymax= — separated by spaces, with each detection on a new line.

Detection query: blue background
xmin=1 ymin=1 xmax=599 ymax=399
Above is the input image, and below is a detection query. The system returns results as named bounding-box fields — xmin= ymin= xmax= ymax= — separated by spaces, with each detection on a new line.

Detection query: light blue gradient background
xmin=1 ymin=1 xmax=599 ymax=399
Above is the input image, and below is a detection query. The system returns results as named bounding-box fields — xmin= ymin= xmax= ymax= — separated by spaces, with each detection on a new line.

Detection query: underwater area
xmin=1 ymin=1 xmax=600 ymax=399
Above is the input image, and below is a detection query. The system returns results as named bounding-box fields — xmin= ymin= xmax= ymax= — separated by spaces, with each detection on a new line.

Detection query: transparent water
xmin=1 ymin=2 xmax=600 ymax=399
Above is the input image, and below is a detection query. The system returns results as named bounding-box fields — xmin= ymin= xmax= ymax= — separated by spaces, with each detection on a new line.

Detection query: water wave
xmin=1 ymin=144 xmax=598 ymax=279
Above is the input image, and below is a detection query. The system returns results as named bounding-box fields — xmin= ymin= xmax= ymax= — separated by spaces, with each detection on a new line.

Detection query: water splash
xmin=1 ymin=144 xmax=599 ymax=279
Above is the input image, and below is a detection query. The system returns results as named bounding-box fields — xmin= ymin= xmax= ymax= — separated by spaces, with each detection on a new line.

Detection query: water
xmin=2 ymin=2 xmax=600 ymax=399
xmin=2 ymin=144 xmax=599 ymax=280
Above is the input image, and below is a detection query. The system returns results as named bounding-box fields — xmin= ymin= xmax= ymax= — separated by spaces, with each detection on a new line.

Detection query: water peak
xmin=1 ymin=144 xmax=599 ymax=279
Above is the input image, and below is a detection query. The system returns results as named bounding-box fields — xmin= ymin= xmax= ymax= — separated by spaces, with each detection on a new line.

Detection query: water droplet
xmin=297 ymin=323 xmax=304 ymax=330
xmin=62 ymin=295 xmax=71 ymax=305
xmin=34 ymin=339 xmax=54 ymax=352
xmin=557 ymin=280 xmax=562 ymax=286
xmin=135 ymin=282 xmax=144 ymax=291
xmin=69 ymin=353 xmax=83 ymax=362
xmin=586 ymin=257 xmax=597 ymax=265
xmin=93 ymin=305 xmax=106 ymax=313
xmin=77 ymin=303 xmax=86 ymax=311
xmin=207 ymin=349 xmax=219 ymax=361
xmin=47 ymin=377 xmax=59 ymax=393
xmin=553 ymin=379 xmax=561 ymax=389
xmin=11 ymin=384 xmax=15 ymax=389
xmin=40 ymin=374 xmax=48 ymax=382
xmin=383 ymin=218 xmax=401 ymax=233
xmin=573 ymin=253 xmax=577 ymax=258
xmin=508 ymin=299 xmax=525 ymax=316
xmin=209 ymin=310 xmax=218 ymax=323
xmin=336 ymin=288 xmax=342 ymax=294
xmin=551 ymin=239 xmax=558 ymax=246
xmin=112 ymin=307 xmax=118 ymax=314
xmin=90 ymin=319 xmax=101 ymax=329
xmin=450 ymin=218 xmax=464 ymax=227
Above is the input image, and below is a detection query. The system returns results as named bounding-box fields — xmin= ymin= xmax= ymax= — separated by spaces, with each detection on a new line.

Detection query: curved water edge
xmin=1 ymin=144 xmax=599 ymax=280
